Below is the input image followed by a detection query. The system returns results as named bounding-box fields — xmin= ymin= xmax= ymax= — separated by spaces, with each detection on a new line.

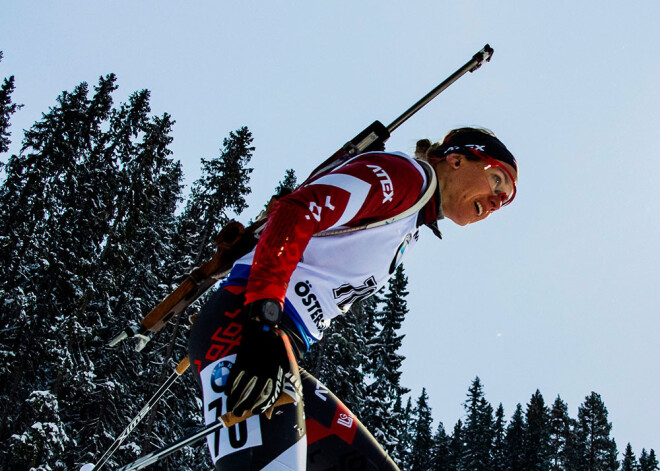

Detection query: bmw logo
xmin=210 ymin=360 xmax=233 ymax=392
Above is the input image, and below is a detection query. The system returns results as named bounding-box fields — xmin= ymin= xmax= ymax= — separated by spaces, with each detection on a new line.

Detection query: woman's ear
xmin=445 ymin=153 xmax=461 ymax=169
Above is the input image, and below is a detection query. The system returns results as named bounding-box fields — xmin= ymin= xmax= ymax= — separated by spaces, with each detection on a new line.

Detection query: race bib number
xmin=200 ymin=356 xmax=263 ymax=463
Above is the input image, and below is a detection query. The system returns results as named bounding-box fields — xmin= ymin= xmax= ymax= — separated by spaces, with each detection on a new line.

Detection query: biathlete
xmin=188 ymin=127 xmax=519 ymax=470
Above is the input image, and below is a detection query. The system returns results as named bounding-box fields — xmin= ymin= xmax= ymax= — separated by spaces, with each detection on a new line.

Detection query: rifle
xmin=109 ymin=44 xmax=494 ymax=352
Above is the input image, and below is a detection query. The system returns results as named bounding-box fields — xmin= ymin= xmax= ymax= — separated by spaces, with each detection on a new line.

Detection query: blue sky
xmin=3 ymin=1 xmax=659 ymax=453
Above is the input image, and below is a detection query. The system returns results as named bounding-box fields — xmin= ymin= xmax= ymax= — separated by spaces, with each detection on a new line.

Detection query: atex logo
xmin=366 ymin=164 xmax=393 ymax=203
xmin=445 ymin=144 xmax=486 ymax=154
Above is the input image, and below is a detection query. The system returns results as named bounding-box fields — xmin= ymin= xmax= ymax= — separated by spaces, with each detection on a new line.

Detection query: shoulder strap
xmin=313 ymin=159 xmax=437 ymax=237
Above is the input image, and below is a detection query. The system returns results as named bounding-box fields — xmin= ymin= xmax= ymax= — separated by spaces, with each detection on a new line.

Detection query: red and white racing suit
xmin=188 ymin=151 xmax=441 ymax=470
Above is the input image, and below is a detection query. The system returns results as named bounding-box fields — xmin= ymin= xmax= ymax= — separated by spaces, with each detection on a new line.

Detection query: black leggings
xmin=188 ymin=285 xmax=399 ymax=471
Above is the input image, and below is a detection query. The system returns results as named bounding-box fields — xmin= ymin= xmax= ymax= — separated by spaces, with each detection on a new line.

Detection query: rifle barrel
xmin=387 ymin=44 xmax=494 ymax=134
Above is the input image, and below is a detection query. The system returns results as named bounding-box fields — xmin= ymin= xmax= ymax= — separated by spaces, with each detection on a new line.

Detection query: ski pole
xmin=80 ymin=357 xmax=190 ymax=471
xmin=115 ymin=394 xmax=295 ymax=471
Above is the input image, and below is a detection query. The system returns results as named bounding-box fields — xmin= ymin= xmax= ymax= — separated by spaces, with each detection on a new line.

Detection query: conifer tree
xmin=639 ymin=449 xmax=659 ymax=471
xmin=0 ymin=77 xmax=115 ymax=293
xmin=523 ymin=389 xmax=551 ymax=471
xmin=173 ymin=126 xmax=253 ymax=271
xmin=431 ymin=422 xmax=452 ymax=471
xmin=574 ymin=392 xmax=619 ymax=471
xmin=392 ymin=395 xmax=413 ymax=468
xmin=0 ymin=76 xmax=123 ymax=468
xmin=363 ymin=266 xmax=409 ymax=451
xmin=492 ymin=404 xmax=507 ymax=471
xmin=361 ymin=287 xmax=382 ymax=373
xmin=311 ymin=300 xmax=368 ymax=416
xmin=410 ymin=388 xmax=434 ymax=471
xmin=362 ymin=345 xmax=396 ymax=450
xmin=0 ymin=74 xmax=199 ymax=470
xmin=301 ymin=287 xmax=376 ymax=418
xmin=275 ymin=168 xmax=297 ymax=196
xmin=462 ymin=377 xmax=494 ymax=471
xmin=95 ymin=108 xmax=185 ymax=454
xmin=504 ymin=403 xmax=526 ymax=471
xmin=449 ymin=420 xmax=465 ymax=471
xmin=0 ymin=51 xmax=23 ymax=154
xmin=549 ymin=395 xmax=573 ymax=471
xmin=621 ymin=443 xmax=639 ymax=471
xmin=8 ymin=391 xmax=69 ymax=469
xmin=379 ymin=265 xmax=409 ymax=398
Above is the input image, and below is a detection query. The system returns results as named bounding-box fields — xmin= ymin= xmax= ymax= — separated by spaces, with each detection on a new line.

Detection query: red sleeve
xmin=245 ymin=153 xmax=425 ymax=305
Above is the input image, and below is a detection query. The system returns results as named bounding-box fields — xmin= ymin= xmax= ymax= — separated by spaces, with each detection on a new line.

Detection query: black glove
xmin=225 ymin=301 xmax=289 ymax=417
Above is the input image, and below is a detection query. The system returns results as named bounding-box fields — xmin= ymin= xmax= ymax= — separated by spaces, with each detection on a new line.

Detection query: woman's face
xmin=438 ymin=153 xmax=518 ymax=226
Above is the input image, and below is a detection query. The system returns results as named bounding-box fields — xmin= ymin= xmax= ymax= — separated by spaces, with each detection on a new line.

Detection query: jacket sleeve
xmin=244 ymin=153 xmax=426 ymax=305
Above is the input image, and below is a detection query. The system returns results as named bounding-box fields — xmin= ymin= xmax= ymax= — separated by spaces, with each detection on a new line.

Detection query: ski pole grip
xmin=220 ymin=394 xmax=295 ymax=428
xmin=175 ymin=356 xmax=190 ymax=375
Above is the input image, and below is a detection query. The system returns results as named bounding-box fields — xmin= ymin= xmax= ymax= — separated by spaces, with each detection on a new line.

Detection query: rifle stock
xmin=140 ymin=222 xmax=257 ymax=334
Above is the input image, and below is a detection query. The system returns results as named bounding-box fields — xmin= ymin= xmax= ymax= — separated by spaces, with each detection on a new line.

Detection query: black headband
xmin=438 ymin=130 xmax=518 ymax=172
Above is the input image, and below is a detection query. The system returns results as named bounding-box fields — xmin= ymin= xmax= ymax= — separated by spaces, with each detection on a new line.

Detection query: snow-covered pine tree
xmin=549 ymin=395 xmax=574 ymax=471
xmin=362 ymin=265 xmax=410 ymax=452
xmin=523 ymin=389 xmax=551 ymax=471
xmin=0 ymin=51 xmax=23 ymax=154
xmin=98 ymin=109 xmax=189 ymax=467
xmin=360 ymin=306 xmax=392 ymax=441
xmin=409 ymin=388 xmax=434 ymax=471
xmin=574 ymin=392 xmax=619 ymax=471
xmin=504 ymin=403 xmax=526 ymax=471
xmin=431 ymin=421 xmax=452 ymax=471
xmin=379 ymin=264 xmax=410 ymax=399
xmin=7 ymin=391 xmax=69 ymax=470
xmin=170 ymin=126 xmax=254 ymax=277
xmin=621 ymin=443 xmax=639 ymax=471
xmin=36 ymin=79 xmax=140 ymax=468
xmin=310 ymin=295 xmax=370 ymax=416
xmin=299 ymin=220 xmax=390 ymax=422
xmin=0 ymin=78 xmax=106 ymax=298
xmin=639 ymin=449 xmax=659 ymax=471
xmin=0 ymin=76 xmax=125 ymax=470
xmin=389 ymin=394 xmax=411 ymax=467
xmin=0 ymin=74 xmax=203 ymax=469
xmin=67 ymin=89 xmax=169 ymax=467
xmin=462 ymin=377 xmax=495 ymax=471
xmin=492 ymin=404 xmax=507 ymax=471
